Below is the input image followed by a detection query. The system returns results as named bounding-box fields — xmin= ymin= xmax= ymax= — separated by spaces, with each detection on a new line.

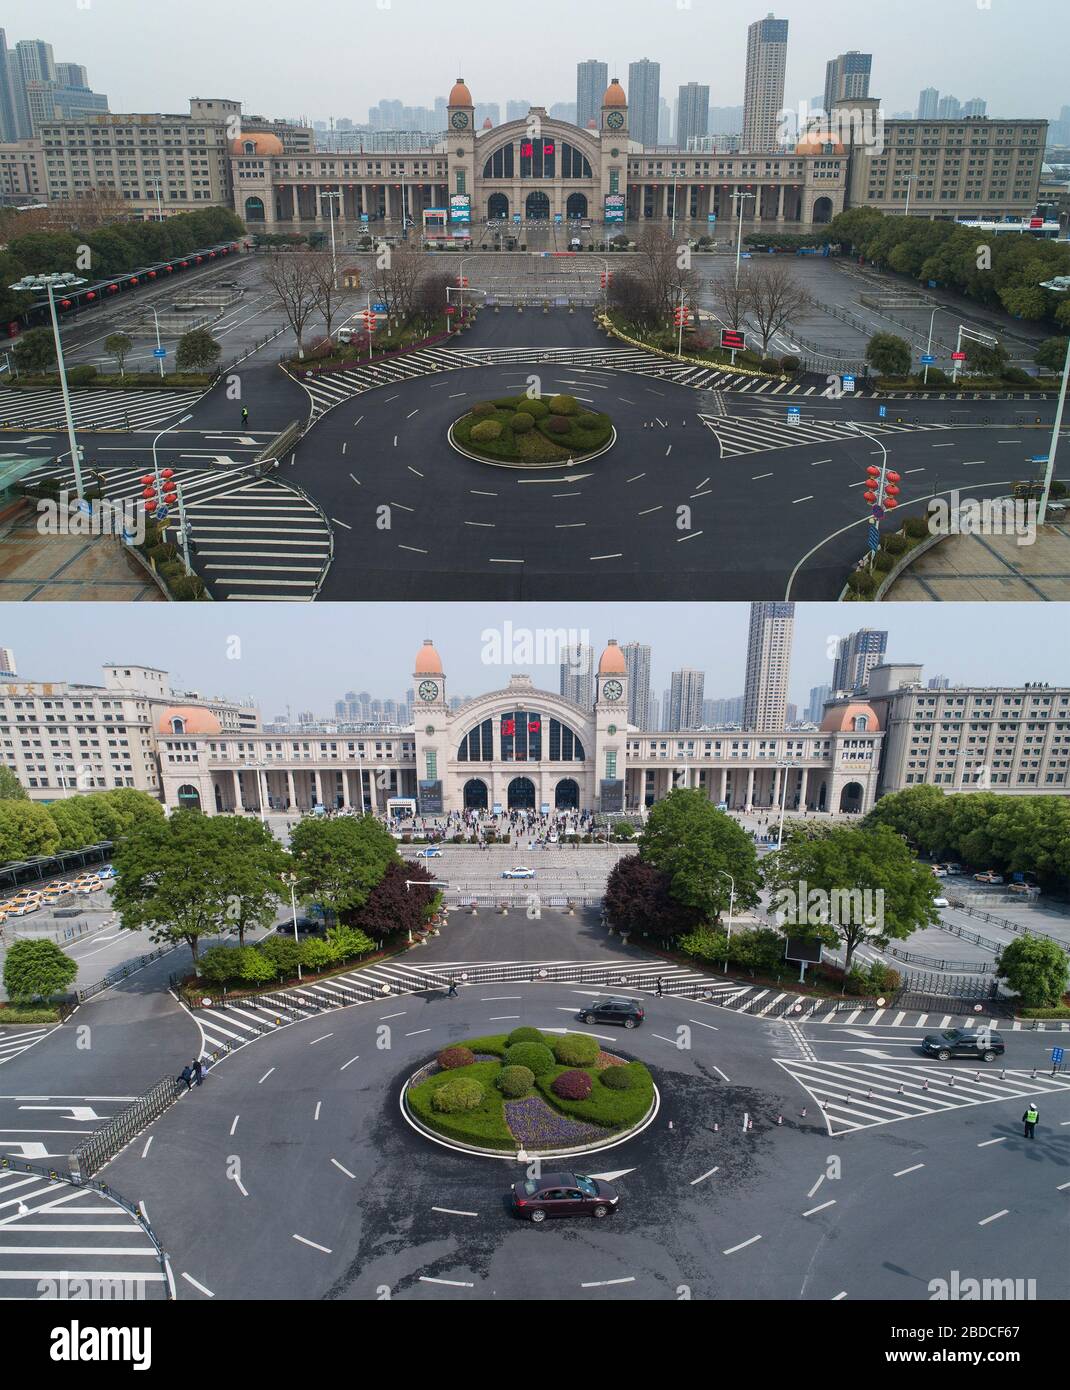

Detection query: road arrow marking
xmin=517 ymin=472 xmax=592 ymax=484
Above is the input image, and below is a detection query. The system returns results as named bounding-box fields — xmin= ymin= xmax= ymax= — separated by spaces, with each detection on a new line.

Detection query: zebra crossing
xmin=0 ymin=1027 xmax=56 ymax=1069
xmin=19 ymin=460 xmax=332 ymax=602
xmin=293 ymin=343 xmax=862 ymax=421
xmin=699 ymin=411 xmax=952 ymax=458
xmin=774 ymin=1057 xmax=1070 ymax=1135
xmin=0 ymin=386 xmax=202 ymax=433
xmin=0 ymin=1166 xmax=167 ymax=1301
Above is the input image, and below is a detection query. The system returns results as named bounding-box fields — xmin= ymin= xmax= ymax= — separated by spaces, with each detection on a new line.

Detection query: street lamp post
xmin=732 ymin=190 xmax=757 ymax=289
xmin=10 ymin=273 xmax=87 ymax=499
xmin=282 ymin=871 xmax=302 ymax=981
xmin=321 ymin=190 xmax=341 ymax=289
xmin=1038 ymin=277 xmax=1070 ymax=527
xmin=775 ymin=759 xmax=793 ymax=851
xmin=150 ymin=308 xmax=165 ymax=379
xmin=923 ymin=307 xmax=938 ymax=385
xmin=903 ymin=174 xmax=915 ymax=219
xmin=716 ymin=868 xmax=736 ymax=942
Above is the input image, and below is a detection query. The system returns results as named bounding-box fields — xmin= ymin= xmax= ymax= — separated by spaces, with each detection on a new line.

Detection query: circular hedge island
xmin=449 ymin=393 xmax=615 ymax=468
xmin=404 ymin=1027 xmax=655 ymax=1153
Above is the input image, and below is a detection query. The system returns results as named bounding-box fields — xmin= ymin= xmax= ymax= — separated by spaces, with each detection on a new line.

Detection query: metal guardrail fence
xmin=885 ymin=941 xmax=994 ymax=974
xmin=68 ymin=1072 xmax=183 ymax=1178
xmin=77 ymin=945 xmax=176 ymax=1003
xmin=0 ymin=1153 xmax=170 ymax=1296
xmin=949 ymin=902 xmax=1067 ymax=947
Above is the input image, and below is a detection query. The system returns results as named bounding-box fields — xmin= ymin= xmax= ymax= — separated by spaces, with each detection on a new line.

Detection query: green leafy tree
xmin=678 ymin=924 xmax=731 ymax=966
xmin=638 ymin=789 xmax=761 ymax=924
xmin=175 ymin=328 xmax=221 ymax=373
xmin=3 ymin=938 xmax=77 ymax=1003
xmin=0 ymin=765 xmax=28 ymax=801
xmin=0 ymin=800 xmax=60 ymax=862
xmin=603 ymin=853 xmax=701 ymax=939
xmin=964 ymin=339 xmax=1008 ymax=376
xmin=257 ymin=934 xmax=304 ymax=978
xmin=1035 ymin=337 xmax=1069 ymax=372
xmin=77 ymin=792 xmax=125 ymax=842
xmin=211 ymin=817 xmax=288 ymax=946
xmin=13 ymin=327 xmax=56 ymax=373
xmin=301 ymin=937 xmax=333 ymax=971
xmin=324 ymin=923 xmax=375 ymax=962
xmin=351 ymin=858 xmax=439 ymax=939
xmin=197 ymin=944 xmax=250 ymax=986
xmin=0 ymin=251 xmax=32 ymax=323
xmin=240 ymin=950 xmax=278 ymax=986
xmin=865 ymin=332 xmax=912 ymax=378
xmin=288 ymin=815 xmax=397 ymax=923
xmin=996 ymin=936 xmax=1069 ymax=1009
xmin=105 ymin=332 xmax=134 ymax=375
xmin=110 ymin=809 xmax=232 ymax=964
xmin=863 ymin=784 xmax=950 ymax=856
xmin=762 ymin=822 xmax=938 ymax=974
xmin=47 ymin=797 xmax=99 ymax=852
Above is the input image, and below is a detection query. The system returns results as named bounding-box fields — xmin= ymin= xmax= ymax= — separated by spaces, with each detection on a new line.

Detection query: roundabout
xmin=447 ymin=393 xmax=615 ymax=469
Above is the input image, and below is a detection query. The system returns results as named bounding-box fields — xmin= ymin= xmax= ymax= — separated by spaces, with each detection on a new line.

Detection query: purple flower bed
xmin=504 ymin=1095 xmax=605 ymax=1148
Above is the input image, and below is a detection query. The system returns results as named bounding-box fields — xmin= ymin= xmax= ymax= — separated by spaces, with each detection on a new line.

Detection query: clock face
xmin=418 ymin=680 xmax=439 ymax=702
xmin=602 ymin=679 xmax=623 ymax=702
xmin=451 ymin=110 xmax=469 ymax=129
xmin=606 ymin=110 xmax=624 ymax=130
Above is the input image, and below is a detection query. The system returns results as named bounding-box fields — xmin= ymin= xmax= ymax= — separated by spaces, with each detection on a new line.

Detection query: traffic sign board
xmin=720 ymin=328 xmax=745 ymax=351
xmin=842 ymin=373 xmax=856 ymax=393
xmin=1053 ymin=1046 xmax=1065 ymax=1064
xmin=920 ymin=354 xmax=936 ymax=364
xmin=153 ymin=347 xmax=167 ymax=358
xmin=878 ymin=405 xmax=887 ymax=418
xmin=372 ymin=303 xmax=387 ymax=313
xmin=740 ymin=252 xmax=752 ymax=259
xmin=786 ymin=406 xmax=801 ymax=425
xmin=952 ymin=351 xmax=967 ymax=361
xmin=867 ymin=523 xmax=880 ymax=552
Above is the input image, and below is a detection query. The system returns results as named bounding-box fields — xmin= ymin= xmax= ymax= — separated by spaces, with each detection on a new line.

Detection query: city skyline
xmin=4 ymin=0 xmax=1065 ymax=129
xmin=3 ymin=603 xmax=1068 ymax=722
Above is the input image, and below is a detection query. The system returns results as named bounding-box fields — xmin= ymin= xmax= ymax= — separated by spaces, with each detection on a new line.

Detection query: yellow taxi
xmin=5 ymin=890 xmax=42 ymax=915
xmin=72 ymin=873 xmax=102 ymax=894
xmin=40 ymin=882 xmax=70 ymax=903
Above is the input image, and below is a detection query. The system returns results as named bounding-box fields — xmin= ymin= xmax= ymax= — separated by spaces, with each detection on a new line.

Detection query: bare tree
xmin=308 ymin=250 xmax=349 ymax=339
xmin=368 ymin=243 xmax=426 ymax=324
xmin=744 ymin=261 xmax=809 ymax=357
xmin=710 ymin=271 xmax=754 ymax=333
xmin=412 ymin=269 xmax=452 ymax=330
xmin=631 ymin=224 xmax=700 ymax=322
xmin=262 ymin=252 xmax=319 ymax=358
xmin=607 ymin=269 xmax=659 ymax=329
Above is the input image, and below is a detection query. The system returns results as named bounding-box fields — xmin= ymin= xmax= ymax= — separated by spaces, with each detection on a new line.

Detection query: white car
xmin=933 ymin=896 xmax=950 ymax=909
xmin=501 ymin=866 xmax=536 ymax=879
xmin=418 ymin=847 xmax=443 ymax=858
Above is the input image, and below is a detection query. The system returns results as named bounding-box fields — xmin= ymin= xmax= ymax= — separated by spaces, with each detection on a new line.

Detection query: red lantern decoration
xmin=85 ymin=291 xmax=96 ymax=301
xmin=886 ymin=470 xmax=901 ymax=482
xmin=142 ymin=487 xmax=156 ymax=500
xmin=59 ymin=299 xmax=72 ymax=309
xmin=866 ymin=464 xmax=880 ymax=476
xmin=863 ymin=492 xmax=877 ymax=505
xmin=885 ymin=498 xmax=899 ymax=509
xmin=108 ymin=283 xmax=118 ymax=292
xmin=160 ymin=468 xmax=174 ymax=479
xmin=885 ymin=483 xmax=900 ymax=496
xmin=147 ymin=270 xmax=156 ymax=279
xmin=139 ymin=474 xmax=154 ymax=485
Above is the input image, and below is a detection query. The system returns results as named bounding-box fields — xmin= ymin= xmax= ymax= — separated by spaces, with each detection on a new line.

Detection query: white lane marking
xmin=488 ymin=1015 xmax=520 ymax=1021
xmin=688 ymin=1018 xmax=719 ymax=1031
xmin=833 ymin=1291 xmax=848 ymax=1301
xmin=792 ymin=495 xmax=814 ymax=504
xmin=405 ymin=1029 xmax=431 ymax=1037
xmin=752 ymin=472 xmax=773 ymax=480
xmin=893 ymin=1163 xmax=924 ymax=1177
xmin=258 ymin=1069 xmax=275 ymax=1084
xmin=419 ymin=1276 xmax=474 ymax=1287
xmin=331 ymin=1159 xmax=356 ymax=1180
xmin=802 ymin=1200 xmax=836 ymax=1217
xmin=651 ymin=1033 xmax=677 ymax=1045
xmin=233 ymin=1177 xmax=249 ymax=1198
xmin=581 ymin=1276 xmax=635 ymax=1288
xmin=314 ymin=1102 xmax=322 ymax=1121
xmin=380 ymin=1012 xmax=406 ymax=1019
xmin=330 ymin=517 xmax=352 ymax=530
xmin=713 ymin=1066 xmax=731 ymax=1083
xmin=181 ymin=1272 xmax=214 ymax=1297
xmin=432 ymin=1207 xmax=479 ymax=1218
xmin=723 ymin=1234 xmax=762 ymax=1255
xmin=293 ymin=1233 xmax=332 ymax=1253
xmin=481 ymin=996 xmax=521 ymax=1001
xmin=141 ymin=1136 xmax=153 ymax=1158
xmin=807 ymin=1175 xmax=825 ymax=1199
xmin=977 ymin=1137 xmax=1006 ymax=1147
xmin=309 ymin=1034 xmax=333 ymax=1046
xmin=690 ymin=1167 xmax=719 ymax=1186
xmin=229 ymin=1115 xmax=240 ymax=1135
xmin=978 ymin=1210 xmax=1008 ymax=1226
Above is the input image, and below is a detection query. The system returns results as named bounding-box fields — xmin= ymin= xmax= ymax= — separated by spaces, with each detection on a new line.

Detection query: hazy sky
xmin=3 ymin=603 xmax=1066 ymax=715
xmin=11 ymin=0 xmax=1065 ymax=124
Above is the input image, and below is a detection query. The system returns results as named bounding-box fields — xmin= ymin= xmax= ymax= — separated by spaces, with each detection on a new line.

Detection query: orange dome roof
xmin=157 ymin=705 xmax=223 ymax=736
xmin=229 ymin=132 xmax=284 ymax=157
xmin=449 ymin=78 xmax=473 ymax=107
xmin=598 ymin=640 xmax=627 ymax=676
xmin=414 ymin=639 xmax=444 ymax=675
xmin=820 ymin=701 xmax=880 ymax=733
xmin=796 ymin=133 xmax=846 ymax=155
xmin=602 ymin=79 xmax=626 ymax=107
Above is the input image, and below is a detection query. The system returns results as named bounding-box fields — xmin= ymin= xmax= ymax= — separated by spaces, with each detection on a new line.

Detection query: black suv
xmin=581 ymin=998 xmax=644 ymax=1029
xmin=921 ymin=1028 xmax=1005 ymax=1062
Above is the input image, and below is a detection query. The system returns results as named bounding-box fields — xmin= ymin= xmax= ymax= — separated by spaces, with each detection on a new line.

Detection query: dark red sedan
xmin=511 ymin=1172 xmax=621 ymax=1223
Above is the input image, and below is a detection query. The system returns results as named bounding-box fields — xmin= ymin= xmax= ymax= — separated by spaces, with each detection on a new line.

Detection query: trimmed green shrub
xmin=511 ymin=410 xmax=534 ymax=432
xmin=544 ymin=414 xmax=570 ymax=434
xmin=551 ymin=1033 xmax=600 ymax=1066
xmin=903 ymin=516 xmax=929 ymax=539
xmin=157 ymin=561 xmax=184 ymax=581
xmin=920 ymin=367 xmax=949 ymax=385
xmin=548 ymin=393 xmax=579 ymax=415
xmin=551 ymin=1069 xmax=593 ymax=1100
xmin=503 ymin=1040 xmax=555 ymax=1075
xmin=169 ymin=574 xmax=206 ymax=601
xmin=759 ymin=357 xmax=781 ymax=374
xmin=520 ymin=397 xmax=550 ymax=417
xmin=470 ymin=419 xmax=503 ymax=442
xmin=66 ymin=364 xmax=99 ymax=388
xmin=600 ymin=1062 xmax=641 ymax=1091
xmin=780 ymin=355 xmax=801 ymax=373
xmin=437 ymin=1045 xmax=477 ymax=1070
xmin=575 ymin=412 xmax=601 ymax=429
xmin=506 ymin=1026 xmax=545 ymax=1045
xmin=431 ymin=1076 xmax=485 ymax=1112
xmin=846 ymin=568 xmax=878 ymax=595
xmin=872 ymin=549 xmax=895 ymax=573
xmin=471 ymin=401 xmax=496 ymax=417
xmin=882 ymin=533 xmax=909 ymax=556
xmin=496 ymin=1064 xmax=535 ymax=1097
xmin=1002 ymin=367 xmax=1031 ymax=385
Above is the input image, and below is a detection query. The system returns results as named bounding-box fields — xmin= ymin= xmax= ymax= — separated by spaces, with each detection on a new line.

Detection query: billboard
xmin=600 ymin=779 xmax=625 ymax=813
xmin=450 ymin=193 xmax=471 ymax=224
xmin=604 ymin=193 xmax=625 ymax=224
xmin=417 ymin=780 xmax=443 ymax=815
xmin=784 ymin=936 xmax=823 ymax=964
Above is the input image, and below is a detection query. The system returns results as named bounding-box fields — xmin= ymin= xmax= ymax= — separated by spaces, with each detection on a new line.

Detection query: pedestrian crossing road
xmin=0 ymin=386 xmax=202 ymax=433
xmin=20 ymin=460 xmax=332 ymax=602
xmin=0 ymin=1165 xmax=167 ymax=1301
xmin=775 ymin=1057 xmax=1070 ymax=1135
xmin=0 ymin=1027 xmax=56 ymax=1070
xmin=699 ymin=412 xmax=953 ymax=458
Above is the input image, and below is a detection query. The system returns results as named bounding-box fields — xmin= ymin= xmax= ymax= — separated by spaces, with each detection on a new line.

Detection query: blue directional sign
xmin=867 ymin=523 xmax=880 ymax=552
xmin=1054 ymin=1047 xmax=1065 ymax=1064
xmin=842 ymin=373 xmax=856 ymax=391
xmin=154 ymin=505 xmax=169 ymax=521
xmin=554 ymin=213 xmax=563 ymax=225
xmin=920 ymin=354 xmax=936 ymax=364
xmin=740 ymin=252 xmax=752 ymax=259
xmin=372 ymin=303 xmax=387 ymax=313
xmin=1030 ymin=455 xmax=1049 ymax=464
xmin=707 ymin=213 xmax=717 ymax=223
xmin=786 ymin=406 xmax=801 ymax=425
xmin=513 ymin=214 xmax=522 ymax=225
xmin=878 ymin=405 xmax=887 ymax=418
xmin=153 ymin=347 xmax=167 ymax=358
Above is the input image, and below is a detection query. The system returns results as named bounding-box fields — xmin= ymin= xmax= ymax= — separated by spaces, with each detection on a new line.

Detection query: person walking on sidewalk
xmin=192 ymin=1059 xmax=205 ymax=1085
xmin=179 ymin=1064 xmax=194 ymax=1092
xmin=655 ymin=976 xmax=664 ymax=998
xmin=1023 ymin=1103 xmax=1039 ymax=1139
xmin=240 ymin=406 xmax=249 ymax=427
xmin=446 ymin=977 xmax=458 ymax=998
